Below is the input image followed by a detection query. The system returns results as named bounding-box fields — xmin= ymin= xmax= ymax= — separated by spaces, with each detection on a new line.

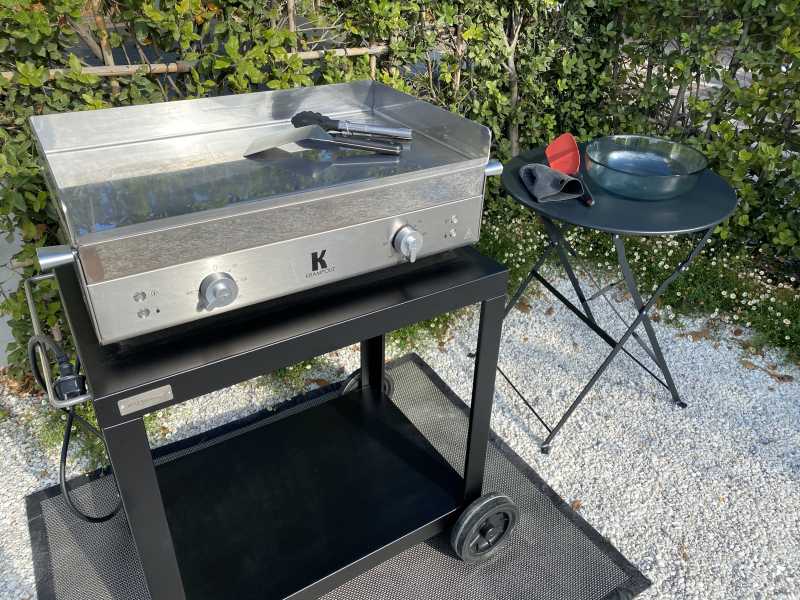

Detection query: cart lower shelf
xmin=158 ymin=370 xmax=463 ymax=600
xmin=26 ymin=354 xmax=651 ymax=600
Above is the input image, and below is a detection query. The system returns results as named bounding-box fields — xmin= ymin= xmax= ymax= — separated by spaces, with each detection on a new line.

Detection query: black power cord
xmin=28 ymin=335 xmax=122 ymax=524
xmin=59 ymin=407 xmax=122 ymax=523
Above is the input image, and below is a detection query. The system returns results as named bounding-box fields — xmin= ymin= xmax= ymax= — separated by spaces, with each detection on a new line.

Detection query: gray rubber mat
xmin=26 ymin=354 xmax=650 ymax=600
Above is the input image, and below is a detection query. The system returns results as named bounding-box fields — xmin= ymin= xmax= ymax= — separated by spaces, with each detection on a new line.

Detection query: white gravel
xmin=1 ymin=275 xmax=799 ymax=599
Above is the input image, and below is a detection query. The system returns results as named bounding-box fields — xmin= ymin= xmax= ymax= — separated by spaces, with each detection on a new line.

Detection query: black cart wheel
xmin=450 ymin=492 xmax=519 ymax=563
xmin=339 ymin=369 xmax=394 ymax=398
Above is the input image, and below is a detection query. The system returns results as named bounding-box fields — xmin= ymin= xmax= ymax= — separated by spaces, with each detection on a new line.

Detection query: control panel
xmin=86 ymin=195 xmax=483 ymax=344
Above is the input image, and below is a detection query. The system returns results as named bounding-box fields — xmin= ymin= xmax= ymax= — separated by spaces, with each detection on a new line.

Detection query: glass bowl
xmin=584 ymin=135 xmax=708 ymax=200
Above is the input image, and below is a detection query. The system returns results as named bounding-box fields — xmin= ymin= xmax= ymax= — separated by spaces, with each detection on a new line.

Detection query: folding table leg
xmin=524 ymin=220 xmax=671 ymax=387
xmin=528 ymin=268 xmax=669 ymax=387
xmin=539 ymin=228 xmax=714 ymax=451
xmin=503 ymin=222 xmax=586 ymax=319
xmin=613 ymin=235 xmax=683 ymax=406
xmin=539 ymin=297 xmax=665 ymax=452
xmin=540 ymin=218 xmax=596 ymax=323
xmin=463 ymin=295 xmax=505 ymax=502
xmin=504 ymin=248 xmax=553 ymax=318
xmin=102 ymin=417 xmax=186 ymax=600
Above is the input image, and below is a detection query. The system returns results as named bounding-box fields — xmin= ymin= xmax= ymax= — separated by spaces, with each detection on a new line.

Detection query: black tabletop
xmin=502 ymin=146 xmax=738 ymax=236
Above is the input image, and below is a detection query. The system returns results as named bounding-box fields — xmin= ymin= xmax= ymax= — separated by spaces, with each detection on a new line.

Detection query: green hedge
xmin=1 ymin=0 xmax=798 ymax=379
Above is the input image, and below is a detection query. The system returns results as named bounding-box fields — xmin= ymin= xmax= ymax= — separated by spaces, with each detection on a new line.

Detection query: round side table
xmin=498 ymin=146 xmax=737 ymax=452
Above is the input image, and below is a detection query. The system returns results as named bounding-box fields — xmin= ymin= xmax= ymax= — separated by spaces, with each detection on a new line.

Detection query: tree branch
xmin=706 ymin=18 xmax=751 ymax=138
xmin=667 ymin=77 xmax=689 ymax=131
xmin=67 ymin=17 xmax=103 ymax=61
xmin=506 ymin=6 xmax=526 ymax=155
xmin=90 ymin=0 xmax=120 ymax=95
xmin=0 ymin=47 xmax=389 ymax=81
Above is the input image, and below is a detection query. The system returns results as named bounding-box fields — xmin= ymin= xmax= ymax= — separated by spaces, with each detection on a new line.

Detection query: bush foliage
xmin=1 ymin=0 xmax=798 ymax=379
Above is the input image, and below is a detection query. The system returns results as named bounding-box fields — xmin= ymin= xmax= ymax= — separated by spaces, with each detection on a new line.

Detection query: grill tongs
xmin=244 ymin=124 xmax=402 ymax=157
xmin=291 ymin=110 xmax=413 ymax=143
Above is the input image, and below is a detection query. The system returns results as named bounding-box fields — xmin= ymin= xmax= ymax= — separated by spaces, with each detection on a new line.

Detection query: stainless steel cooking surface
xmin=31 ymin=81 xmax=500 ymax=344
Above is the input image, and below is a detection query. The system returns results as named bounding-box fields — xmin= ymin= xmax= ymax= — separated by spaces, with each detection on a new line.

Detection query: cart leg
xmin=463 ymin=295 xmax=505 ymax=502
xmin=360 ymin=334 xmax=385 ymax=395
xmin=102 ymin=417 xmax=186 ymax=600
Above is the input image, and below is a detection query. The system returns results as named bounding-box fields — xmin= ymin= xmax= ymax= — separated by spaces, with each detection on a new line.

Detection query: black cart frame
xmin=53 ymin=247 xmax=507 ymax=600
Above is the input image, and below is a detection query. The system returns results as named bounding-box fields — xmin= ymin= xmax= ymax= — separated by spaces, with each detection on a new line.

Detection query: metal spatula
xmin=247 ymin=152 xmax=400 ymax=178
xmin=244 ymin=125 xmax=401 ymax=157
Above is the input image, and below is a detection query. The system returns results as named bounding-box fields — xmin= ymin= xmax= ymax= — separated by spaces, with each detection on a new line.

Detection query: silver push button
xmin=392 ymin=225 xmax=423 ymax=263
xmin=199 ymin=272 xmax=239 ymax=310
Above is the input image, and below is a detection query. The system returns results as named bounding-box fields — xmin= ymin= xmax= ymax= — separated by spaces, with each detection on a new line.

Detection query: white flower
xmin=784 ymin=319 xmax=791 ymax=325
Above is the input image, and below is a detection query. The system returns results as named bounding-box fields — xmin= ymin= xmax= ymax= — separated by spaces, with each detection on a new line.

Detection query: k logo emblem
xmin=311 ymin=250 xmax=328 ymax=271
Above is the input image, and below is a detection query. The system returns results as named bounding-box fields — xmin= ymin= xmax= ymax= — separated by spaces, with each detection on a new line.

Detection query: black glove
xmin=519 ymin=163 xmax=586 ymax=203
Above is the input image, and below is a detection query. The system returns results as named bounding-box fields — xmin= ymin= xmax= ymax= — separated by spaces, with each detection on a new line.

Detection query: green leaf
xmin=462 ymin=24 xmax=484 ymax=41
xmin=142 ymin=3 xmax=165 ymax=23
xmin=212 ymin=57 xmax=232 ymax=70
xmin=20 ymin=219 xmax=38 ymax=240
xmin=15 ymin=62 xmax=47 ymax=87
xmin=224 ymin=34 xmax=241 ymax=60
xmin=10 ymin=191 xmax=27 ymax=211
xmin=68 ymin=53 xmax=82 ymax=73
